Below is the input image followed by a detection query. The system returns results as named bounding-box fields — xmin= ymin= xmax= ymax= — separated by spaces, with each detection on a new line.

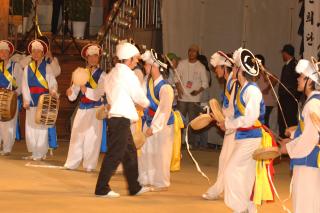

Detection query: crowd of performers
xmin=0 ymin=37 xmax=319 ymax=213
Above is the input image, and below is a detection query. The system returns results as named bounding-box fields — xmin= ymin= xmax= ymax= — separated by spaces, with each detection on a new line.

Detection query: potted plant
xmin=10 ymin=0 xmax=33 ymax=34
xmin=67 ymin=0 xmax=92 ymax=39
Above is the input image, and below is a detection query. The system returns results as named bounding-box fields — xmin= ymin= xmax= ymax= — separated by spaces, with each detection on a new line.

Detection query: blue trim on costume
xmin=144 ymin=79 xmax=174 ymax=127
xmin=234 ymin=82 xmax=265 ymax=139
xmin=79 ymin=68 xmax=103 ymax=109
xmin=27 ymin=60 xmax=48 ymax=107
xmin=100 ymin=119 xmax=108 ymax=153
xmin=48 ymin=126 xmax=58 ymax=149
xmin=15 ymin=95 xmax=22 ymax=141
xmin=0 ymin=61 xmax=17 ymax=90
xmin=290 ymin=94 xmax=320 ymax=169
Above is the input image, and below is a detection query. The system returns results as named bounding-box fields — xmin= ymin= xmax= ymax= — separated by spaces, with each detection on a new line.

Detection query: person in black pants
xmin=95 ymin=42 xmax=150 ymax=198
xmin=51 ymin=0 xmax=64 ymax=35
xmin=277 ymin=44 xmax=301 ymax=138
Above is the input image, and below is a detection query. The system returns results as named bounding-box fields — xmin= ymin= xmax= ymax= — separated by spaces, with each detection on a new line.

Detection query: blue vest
xmin=145 ymin=79 xmax=174 ymax=127
xmin=290 ymin=94 xmax=320 ymax=169
xmin=234 ymin=82 xmax=265 ymax=140
xmin=0 ymin=61 xmax=17 ymax=90
xmin=79 ymin=68 xmax=103 ymax=109
xmin=222 ymin=77 xmax=234 ymax=108
xmin=27 ymin=60 xmax=49 ymax=107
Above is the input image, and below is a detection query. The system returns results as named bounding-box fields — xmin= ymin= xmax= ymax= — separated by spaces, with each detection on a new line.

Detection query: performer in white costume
xmin=19 ymin=36 xmax=61 ymax=77
xmin=219 ymin=48 xmax=267 ymax=213
xmin=138 ymin=49 xmax=174 ymax=191
xmin=22 ymin=39 xmax=58 ymax=160
xmin=0 ymin=40 xmax=23 ymax=155
xmin=64 ymin=44 xmax=105 ymax=172
xmin=202 ymin=51 xmax=236 ymax=200
xmin=280 ymin=59 xmax=320 ymax=213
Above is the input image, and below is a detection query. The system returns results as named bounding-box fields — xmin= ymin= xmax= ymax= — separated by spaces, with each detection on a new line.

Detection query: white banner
xmin=304 ymin=0 xmax=320 ymax=59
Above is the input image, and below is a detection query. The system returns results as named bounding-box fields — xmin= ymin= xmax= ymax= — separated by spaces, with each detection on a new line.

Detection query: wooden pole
xmin=0 ymin=0 xmax=9 ymax=40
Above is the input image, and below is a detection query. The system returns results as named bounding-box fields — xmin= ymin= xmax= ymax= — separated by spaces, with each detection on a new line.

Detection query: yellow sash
xmin=149 ymin=78 xmax=184 ymax=171
xmin=236 ymin=86 xmax=274 ymax=205
xmin=29 ymin=61 xmax=48 ymax=89
xmin=86 ymin=68 xmax=98 ymax=89
xmin=0 ymin=61 xmax=17 ymax=88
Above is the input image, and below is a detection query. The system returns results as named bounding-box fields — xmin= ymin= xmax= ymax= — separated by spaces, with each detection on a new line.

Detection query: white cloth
xmin=65 ymin=70 xmax=105 ymax=170
xmin=105 ymin=63 xmax=149 ymax=121
xmin=64 ymin=108 xmax=103 ymax=170
xmin=19 ymin=55 xmax=61 ymax=77
xmin=224 ymin=138 xmax=260 ymax=213
xmin=138 ymin=76 xmax=174 ymax=187
xmin=25 ymin=107 xmax=49 ymax=158
xmin=205 ymin=132 xmax=236 ymax=198
xmin=176 ymin=59 xmax=208 ymax=102
xmin=22 ymin=62 xmax=58 ymax=158
xmin=292 ymin=166 xmax=320 ymax=213
xmin=286 ymin=91 xmax=320 ymax=213
xmin=0 ymin=104 xmax=18 ymax=153
xmin=225 ymin=81 xmax=263 ymax=130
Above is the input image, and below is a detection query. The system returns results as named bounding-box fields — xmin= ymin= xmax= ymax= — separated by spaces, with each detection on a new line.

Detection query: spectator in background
xmin=197 ymin=54 xmax=211 ymax=149
xmin=175 ymin=44 xmax=208 ymax=149
xmin=277 ymin=44 xmax=301 ymax=138
xmin=255 ymin=54 xmax=277 ymax=128
xmin=166 ymin=52 xmax=180 ymax=108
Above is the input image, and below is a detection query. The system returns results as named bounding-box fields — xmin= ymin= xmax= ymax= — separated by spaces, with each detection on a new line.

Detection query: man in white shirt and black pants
xmin=95 ymin=42 xmax=150 ymax=198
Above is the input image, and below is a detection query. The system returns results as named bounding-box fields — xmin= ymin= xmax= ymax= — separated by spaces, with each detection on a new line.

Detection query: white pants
xmin=292 ymin=166 xmax=320 ymax=213
xmin=205 ymin=131 xmax=236 ymax=197
xmin=224 ymin=137 xmax=261 ymax=213
xmin=0 ymin=104 xmax=18 ymax=153
xmin=25 ymin=107 xmax=48 ymax=158
xmin=138 ymin=124 xmax=174 ymax=187
xmin=64 ymin=108 xmax=103 ymax=170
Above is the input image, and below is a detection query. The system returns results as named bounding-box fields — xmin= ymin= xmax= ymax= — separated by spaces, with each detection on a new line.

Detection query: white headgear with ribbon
xmin=210 ymin=51 xmax=234 ymax=68
xmin=296 ymin=59 xmax=320 ymax=87
xmin=116 ymin=42 xmax=140 ymax=60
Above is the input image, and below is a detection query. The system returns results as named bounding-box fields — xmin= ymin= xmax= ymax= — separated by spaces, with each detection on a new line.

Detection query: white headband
xmin=86 ymin=45 xmax=100 ymax=56
xmin=0 ymin=42 xmax=10 ymax=51
xmin=31 ymin=41 xmax=44 ymax=51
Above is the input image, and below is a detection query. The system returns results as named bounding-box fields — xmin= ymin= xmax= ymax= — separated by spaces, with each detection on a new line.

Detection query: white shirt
xmin=105 ymin=63 xmax=150 ymax=121
xmin=176 ymin=59 xmax=209 ymax=102
xmin=256 ymin=73 xmax=276 ymax=107
xmin=286 ymin=91 xmax=320 ymax=158
xmin=225 ymin=81 xmax=263 ymax=130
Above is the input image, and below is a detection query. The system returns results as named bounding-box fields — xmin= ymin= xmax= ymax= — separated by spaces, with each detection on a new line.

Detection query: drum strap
xmin=86 ymin=68 xmax=98 ymax=89
xmin=29 ymin=61 xmax=48 ymax=89
xmin=148 ymin=78 xmax=184 ymax=171
xmin=0 ymin=61 xmax=17 ymax=89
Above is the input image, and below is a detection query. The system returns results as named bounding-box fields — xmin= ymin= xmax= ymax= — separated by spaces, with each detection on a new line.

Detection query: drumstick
xmin=165 ymin=55 xmax=188 ymax=95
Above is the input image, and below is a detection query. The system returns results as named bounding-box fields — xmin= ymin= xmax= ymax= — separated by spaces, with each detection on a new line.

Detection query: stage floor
xmin=0 ymin=142 xmax=292 ymax=213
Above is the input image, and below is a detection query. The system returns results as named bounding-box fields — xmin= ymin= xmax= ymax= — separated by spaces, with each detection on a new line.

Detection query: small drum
xmin=133 ymin=131 xmax=146 ymax=149
xmin=0 ymin=88 xmax=17 ymax=121
xmin=209 ymin=98 xmax=225 ymax=123
xmin=96 ymin=105 xmax=109 ymax=120
xmin=190 ymin=114 xmax=213 ymax=130
xmin=35 ymin=94 xmax=59 ymax=126
xmin=252 ymin=147 xmax=281 ymax=161
xmin=72 ymin=67 xmax=89 ymax=86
